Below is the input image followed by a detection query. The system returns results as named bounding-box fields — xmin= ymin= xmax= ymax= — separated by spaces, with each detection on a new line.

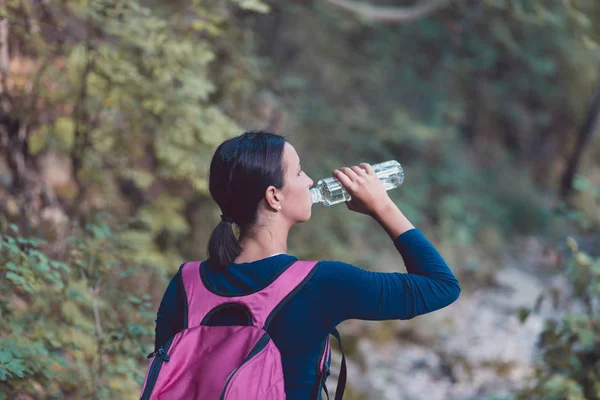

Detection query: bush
xmin=516 ymin=209 xmax=600 ymax=400
xmin=0 ymin=219 xmax=162 ymax=400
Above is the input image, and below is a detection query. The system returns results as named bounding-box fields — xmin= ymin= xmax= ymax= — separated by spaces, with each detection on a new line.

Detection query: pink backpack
xmin=139 ymin=260 xmax=347 ymax=400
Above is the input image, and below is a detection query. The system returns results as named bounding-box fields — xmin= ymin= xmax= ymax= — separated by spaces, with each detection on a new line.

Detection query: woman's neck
xmin=235 ymin=227 xmax=289 ymax=264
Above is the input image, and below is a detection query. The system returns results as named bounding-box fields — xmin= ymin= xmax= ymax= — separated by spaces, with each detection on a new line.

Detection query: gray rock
xmin=326 ymin=266 xmax=569 ymax=400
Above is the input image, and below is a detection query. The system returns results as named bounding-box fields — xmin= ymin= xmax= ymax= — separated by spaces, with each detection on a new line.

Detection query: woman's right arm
xmin=318 ymin=163 xmax=460 ymax=324
xmin=316 ymin=227 xmax=461 ymax=325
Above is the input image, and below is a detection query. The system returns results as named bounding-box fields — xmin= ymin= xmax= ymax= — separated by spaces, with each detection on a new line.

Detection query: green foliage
xmin=59 ymin=0 xmax=241 ymax=191
xmin=516 ymin=198 xmax=600 ymax=399
xmin=556 ymin=174 xmax=600 ymax=232
xmin=1 ymin=0 xmax=600 ymax=399
xmin=262 ymin=0 xmax=600 ymax=252
xmin=0 ymin=220 xmax=162 ymax=399
xmin=5 ymin=0 xmax=270 ymax=265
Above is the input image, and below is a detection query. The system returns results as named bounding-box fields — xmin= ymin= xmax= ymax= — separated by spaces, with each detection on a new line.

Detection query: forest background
xmin=1 ymin=0 xmax=600 ymax=399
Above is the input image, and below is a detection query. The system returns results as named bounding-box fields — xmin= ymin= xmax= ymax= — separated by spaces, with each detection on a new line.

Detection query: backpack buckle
xmin=157 ymin=348 xmax=171 ymax=361
xmin=147 ymin=347 xmax=171 ymax=362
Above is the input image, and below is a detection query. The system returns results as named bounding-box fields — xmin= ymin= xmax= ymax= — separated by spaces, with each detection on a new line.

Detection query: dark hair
xmin=207 ymin=131 xmax=287 ymax=269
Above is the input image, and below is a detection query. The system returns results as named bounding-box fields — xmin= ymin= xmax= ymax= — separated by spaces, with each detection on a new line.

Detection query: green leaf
xmin=233 ymin=0 xmax=270 ymax=13
xmin=5 ymin=262 xmax=19 ymax=272
xmin=35 ymin=262 xmax=50 ymax=273
xmin=6 ymin=272 xmax=24 ymax=285
xmin=53 ymin=117 xmax=75 ymax=148
xmin=0 ymin=350 xmax=12 ymax=363
xmin=6 ymin=361 xmax=25 ymax=378
xmin=517 ymin=307 xmax=531 ymax=323
xmin=120 ymin=168 xmax=155 ymax=190
xmin=55 ymin=355 xmax=69 ymax=368
xmin=573 ymin=175 xmax=591 ymax=192
xmin=50 ymin=260 xmax=70 ymax=272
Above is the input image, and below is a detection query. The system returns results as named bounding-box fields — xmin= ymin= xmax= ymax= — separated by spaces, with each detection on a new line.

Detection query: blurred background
xmin=1 ymin=0 xmax=599 ymax=399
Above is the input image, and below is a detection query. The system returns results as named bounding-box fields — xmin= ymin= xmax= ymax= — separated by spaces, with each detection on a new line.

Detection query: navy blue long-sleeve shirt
xmin=153 ymin=228 xmax=460 ymax=399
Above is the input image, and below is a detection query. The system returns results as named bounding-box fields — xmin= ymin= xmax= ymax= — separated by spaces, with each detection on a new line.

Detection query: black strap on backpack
xmin=321 ymin=328 xmax=347 ymax=400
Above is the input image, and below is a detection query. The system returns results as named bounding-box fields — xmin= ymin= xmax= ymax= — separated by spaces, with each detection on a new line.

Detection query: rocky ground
xmin=326 ymin=242 xmax=572 ymax=400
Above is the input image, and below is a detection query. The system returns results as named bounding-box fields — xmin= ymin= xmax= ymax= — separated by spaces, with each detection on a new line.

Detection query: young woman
xmin=153 ymin=131 xmax=460 ymax=399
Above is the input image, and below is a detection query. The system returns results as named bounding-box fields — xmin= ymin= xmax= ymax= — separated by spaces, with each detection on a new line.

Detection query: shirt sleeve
xmin=154 ymin=266 xmax=186 ymax=351
xmin=313 ymin=228 xmax=461 ymax=325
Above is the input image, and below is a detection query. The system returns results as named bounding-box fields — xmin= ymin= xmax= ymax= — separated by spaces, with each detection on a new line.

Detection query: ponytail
xmin=207 ymin=217 xmax=241 ymax=269
xmin=207 ymin=131 xmax=287 ymax=269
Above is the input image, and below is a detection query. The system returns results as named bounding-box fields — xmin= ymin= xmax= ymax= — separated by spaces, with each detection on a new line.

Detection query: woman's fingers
xmin=335 ymin=164 xmax=374 ymax=192
xmin=351 ymin=165 xmax=367 ymax=177
xmin=359 ymin=163 xmax=375 ymax=176
xmin=334 ymin=162 xmax=389 ymax=215
xmin=333 ymin=169 xmax=354 ymax=189
xmin=340 ymin=167 xmax=359 ymax=182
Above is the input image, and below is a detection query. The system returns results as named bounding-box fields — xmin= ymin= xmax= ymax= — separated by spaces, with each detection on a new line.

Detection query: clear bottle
xmin=310 ymin=160 xmax=404 ymax=206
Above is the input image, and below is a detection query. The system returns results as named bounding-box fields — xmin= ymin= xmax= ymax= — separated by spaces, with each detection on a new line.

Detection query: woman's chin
xmin=299 ymin=209 xmax=312 ymax=223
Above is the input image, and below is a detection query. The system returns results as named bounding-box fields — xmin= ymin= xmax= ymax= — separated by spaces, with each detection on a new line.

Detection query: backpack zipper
xmin=219 ymin=332 xmax=271 ymax=400
xmin=140 ymin=337 xmax=174 ymax=400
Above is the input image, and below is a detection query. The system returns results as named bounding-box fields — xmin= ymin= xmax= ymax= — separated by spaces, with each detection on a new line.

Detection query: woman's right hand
xmin=332 ymin=163 xmax=393 ymax=216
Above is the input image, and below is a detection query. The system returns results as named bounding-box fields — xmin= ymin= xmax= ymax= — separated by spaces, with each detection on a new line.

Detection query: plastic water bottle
xmin=310 ymin=160 xmax=404 ymax=206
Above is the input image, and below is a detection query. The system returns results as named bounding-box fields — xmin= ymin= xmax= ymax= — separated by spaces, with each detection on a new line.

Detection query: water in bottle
xmin=310 ymin=160 xmax=404 ymax=206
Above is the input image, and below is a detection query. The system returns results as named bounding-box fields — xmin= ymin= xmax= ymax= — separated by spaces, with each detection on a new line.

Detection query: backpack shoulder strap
xmin=319 ymin=329 xmax=346 ymax=400
xmin=262 ymin=260 xmax=320 ymax=330
xmin=331 ymin=329 xmax=347 ymax=400
xmin=180 ymin=260 xmax=319 ymax=329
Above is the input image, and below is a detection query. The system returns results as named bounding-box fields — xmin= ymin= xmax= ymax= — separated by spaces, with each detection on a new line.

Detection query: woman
xmin=154 ymin=131 xmax=460 ymax=399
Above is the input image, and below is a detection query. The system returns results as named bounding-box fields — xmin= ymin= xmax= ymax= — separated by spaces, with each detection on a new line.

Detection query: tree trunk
xmin=559 ymin=79 xmax=600 ymax=198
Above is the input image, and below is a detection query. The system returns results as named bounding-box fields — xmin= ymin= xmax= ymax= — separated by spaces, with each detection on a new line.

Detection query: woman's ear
xmin=265 ymin=185 xmax=282 ymax=211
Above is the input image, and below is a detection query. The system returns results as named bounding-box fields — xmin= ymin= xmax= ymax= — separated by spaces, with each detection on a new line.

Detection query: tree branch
xmin=44 ymin=2 xmax=88 ymax=42
xmin=70 ymin=15 xmax=96 ymax=212
xmin=559 ymin=74 xmax=600 ymax=199
xmin=321 ymin=0 xmax=457 ymax=23
xmin=91 ymin=280 xmax=104 ymax=399
xmin=0 ymin=0 xmax=10 ymax=97
xmin=23 ymin=55 xmax=51 ymax=116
